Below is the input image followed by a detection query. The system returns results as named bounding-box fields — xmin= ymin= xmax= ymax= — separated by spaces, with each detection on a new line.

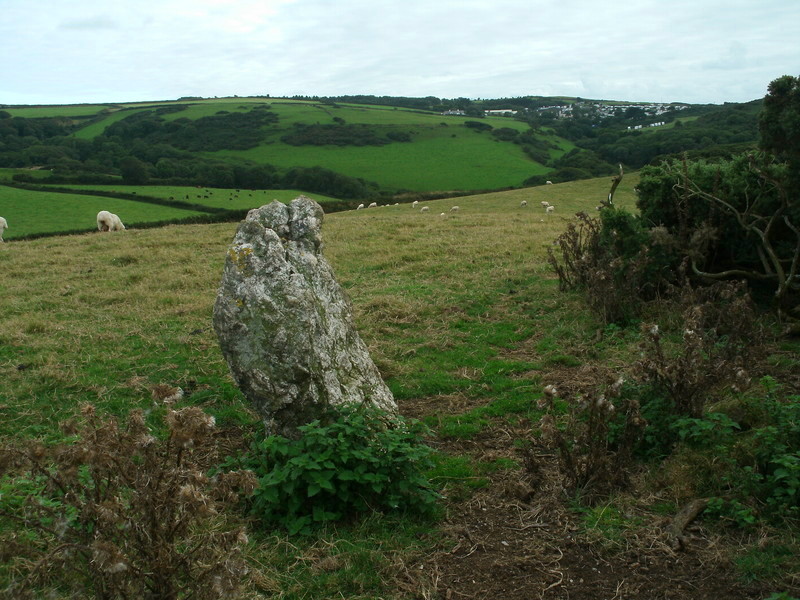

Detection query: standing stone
xmin=213 ymin=196 xmax=396 ymax=438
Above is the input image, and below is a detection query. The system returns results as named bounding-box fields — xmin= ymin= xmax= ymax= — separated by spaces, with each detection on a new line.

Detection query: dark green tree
xmin=119 ymin=156 xmax=149 ymax=184
xmin=759 ymin=74 xmax=800 ymax=180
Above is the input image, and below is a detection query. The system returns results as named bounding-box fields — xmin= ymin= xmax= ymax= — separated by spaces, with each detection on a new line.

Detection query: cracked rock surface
xmin=213 ymin=196 xmax=396 ymax=438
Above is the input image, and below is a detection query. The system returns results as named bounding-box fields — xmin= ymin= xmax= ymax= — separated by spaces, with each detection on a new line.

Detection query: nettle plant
xmin=0 ymin=405 xmax=257 ymax=600
xmin=236 ymin=403 xmax=439 ymax=535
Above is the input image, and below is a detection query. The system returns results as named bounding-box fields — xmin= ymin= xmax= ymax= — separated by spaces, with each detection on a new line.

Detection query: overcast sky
xmin=2 ymin=0 xmax=798 ymax=107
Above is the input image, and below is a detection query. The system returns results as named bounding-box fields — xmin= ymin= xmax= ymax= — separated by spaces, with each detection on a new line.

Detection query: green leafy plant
xmin=238 ymin=403 xmax=439 ymax=535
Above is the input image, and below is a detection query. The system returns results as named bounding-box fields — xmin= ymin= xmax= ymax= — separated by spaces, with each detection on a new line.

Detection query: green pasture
xmin=0 ymin=185 xmax=205 ymax=238
xmin=48 ymin=185 xmax=342 ymax=211
xmin=4 ymin=172 xmax=798 ymax=597
xmin=72 ymin=107 xmax=154 ymax=139
xmin=217 ymin=125 xmax=558 ymax=192
xmin=0 ymin=174 xmax=639 ymax=438
xmin=2 ymin=105 xmax=112 ymax=118
xmin=0 ymin=168 xmax=52 ymax=183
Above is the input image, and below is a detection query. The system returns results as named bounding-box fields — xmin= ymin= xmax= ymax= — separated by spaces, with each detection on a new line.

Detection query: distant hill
xmin=0 ymin=95 xmax=761 ymax=199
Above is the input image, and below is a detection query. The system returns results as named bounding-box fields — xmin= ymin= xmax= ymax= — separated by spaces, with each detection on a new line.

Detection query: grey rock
xmin=213 ymin=196 xmax=396 ymax=437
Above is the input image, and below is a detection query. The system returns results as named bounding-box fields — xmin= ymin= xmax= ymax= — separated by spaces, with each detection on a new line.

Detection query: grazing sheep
xmin=450 ymin=206 xmax=460 ymax=212
xmin=412 ymin=200 xmax=419 ymax=207
xmin=97 ymin=210 xmax=125 ymax=232
xmin=0 ymin=216 xmax=7 ymax=242
xmin=546 ymin=205 xmax=555 ymax=215
xmin=541 ymin=201 xmax=550 ymax=208
xmin=520 ymin=200 xmax=528 ymax=207
xmin=546 ymin=180 xmax=553 ymax=185
xmin=368 ymin=202 xmax=378 ymax=208
xmin=420 ymin=206 xmax=430 ymax=213
xmin=357 ymin=203 xmax=365 ymax=210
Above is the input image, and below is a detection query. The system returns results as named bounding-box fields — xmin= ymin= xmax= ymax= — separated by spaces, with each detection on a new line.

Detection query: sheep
xmin=412 ymin=200 xmax=419 ymax=208
xmin=520 ymin=200 xmax=528 ymax=207
xmin=450 ymin=206 xmax=460 ymax=212
xmin=97 ymin=210 xmax=125 ymax=232
xmin=368 ymin=202 xmax=378 ymax=208
xmin=541 ymin=201 xmax=550 ymax=208
xmin=440 ymin=212 xmax=446 ymax=217
xmin=546 ymin=180 xmax=553 ymax=185
xmin=0 ymin=216 xmax=7 ymax=242
xmin=356 ymin=203 xmax=365 ymax=210
xmin=420 ymin=206 xmax=429 ymax=213
xmin=546 ymin=205 xmax=555 ymax=215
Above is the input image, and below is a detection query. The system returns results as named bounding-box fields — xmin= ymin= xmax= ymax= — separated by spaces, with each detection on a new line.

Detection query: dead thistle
xmin=0 ymin=405 xmax=257 ymax=600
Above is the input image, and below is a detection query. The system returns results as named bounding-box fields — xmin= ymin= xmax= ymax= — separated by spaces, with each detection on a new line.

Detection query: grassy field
xmin=4 ymin=98 xmax=569 ymax=193
xmin=3 ymin=173 xmax=796 ymax=598
xmin=38 ymin=185 xmax=342 ymax=211
xmin=0 ymin=168 xmax=52 ymax=183
xmin=0 ymin=185 xmax=207 ymax=238
xmin=0 ymin=174 xmax=634 ymax=436
xmin=215 ymin=125 xmax=565 ymax=192
xmin=0 ymin=184 xmax=346 ymax=238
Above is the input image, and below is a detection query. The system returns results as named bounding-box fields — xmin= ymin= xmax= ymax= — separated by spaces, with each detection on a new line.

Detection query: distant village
xmin=443 ymin=100 xmax=689 ymax=129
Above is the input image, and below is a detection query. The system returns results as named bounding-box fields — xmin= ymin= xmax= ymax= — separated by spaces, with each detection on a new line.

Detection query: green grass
xmin=0 ymin=175 xmax=638 ymax=437
xmin=0 ymin=185 xmax=206 ymax=238
xmin=72 ymin=107 xmax=153 ymax=139
xmin=2 ymin=105 xmax=113 ymax=118
xmin=0 ymin=168 xmax=53 ymax=183
xmin=16 ymin=97 xmax=568 ymax=193
xmin=39 ymin=185 xmax=341 ymax=211
xmin=214 ymin=119 xmax=551 ymax=192
xmin=0 ymin=174 xmax=652 ymax=597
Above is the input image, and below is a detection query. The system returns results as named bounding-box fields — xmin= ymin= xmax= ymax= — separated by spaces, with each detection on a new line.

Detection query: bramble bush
xmin=547 ymin=207 xmax=679 ymax=325
xmin=235 ymin=403 xmax=439 ymax=535
xmin=0 ymin=404 xmax=257 ymax=600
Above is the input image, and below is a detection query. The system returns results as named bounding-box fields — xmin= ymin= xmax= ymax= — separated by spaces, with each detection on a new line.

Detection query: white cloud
xmin=1 ymin=0 xmax=798 ymax=105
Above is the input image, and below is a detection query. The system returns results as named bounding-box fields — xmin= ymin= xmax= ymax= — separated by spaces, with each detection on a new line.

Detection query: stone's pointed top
xmin=243 ymin=197 xmax=324 ymax=253
xmin=213 ymin=195 xmax=395 ymax=439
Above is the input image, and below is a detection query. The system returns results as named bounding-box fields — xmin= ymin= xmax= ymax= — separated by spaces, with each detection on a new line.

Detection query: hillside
xmin=1 ymin=93 xmax=761 ymax=206
xmin=2 ymin=174 xmax=799 ymax=598
xmin=0 ymin=98 xmax=571 ymax=196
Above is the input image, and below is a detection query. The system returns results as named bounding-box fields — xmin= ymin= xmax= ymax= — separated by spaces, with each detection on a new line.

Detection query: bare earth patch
xmin=398 ymin=391 xmax=793 ymax=599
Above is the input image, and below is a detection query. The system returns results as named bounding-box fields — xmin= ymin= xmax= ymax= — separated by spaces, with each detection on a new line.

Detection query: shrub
xmin=636 ymin=153 xmax=800 ymax=315
xmin=658 ymin=379 xmax=800 ymax=525
xmin=0 ymin=405 xmax=257 ymax=600
xmin=547 ymin=208 xmax=677 ymax=325
xmin=237 ymin=403 xmax=439 ymax=535
xmin=636 ymin=279 xmax=764 ymax=419
xmin=535 ymin=379 xmax=646 ymax=501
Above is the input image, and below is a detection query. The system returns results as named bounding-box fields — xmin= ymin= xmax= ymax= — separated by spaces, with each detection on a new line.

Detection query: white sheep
xmin=546 ymin=205 xmax=555 ymax=215
xmin=520 ymin=200 xmax=528 ymax=207
xmin=450 ymin=206 xmax=460 ymax=212
xmin=541 ymin=201 xmax=550 ymax=208
xmin=368 ymin=202 xmax=378 ymax=208
xmin=420 ymin=206 xmax=430 ymax=213
xmin=0 ymin=216 xmax=7 ymax=242
xmin=97 ymin=211 xmax=125 ymax=232
xmin=412 ymin=200 xmax=419 ymax=208
xmin=546 ymin=180 xmax=553 ymax=184
xmin=356 ymin=203 xmax=365 ymax=210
